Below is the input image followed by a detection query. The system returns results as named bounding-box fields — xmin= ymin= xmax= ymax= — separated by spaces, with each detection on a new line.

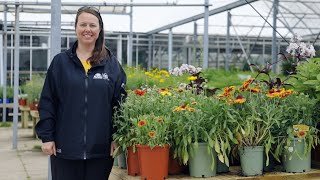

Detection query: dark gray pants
xmin=50 ymin=156 xmax=114 ymax=180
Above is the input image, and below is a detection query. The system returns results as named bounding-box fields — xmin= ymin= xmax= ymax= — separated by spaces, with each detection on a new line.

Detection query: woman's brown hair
xmin=75 ymin=6 xmax=108 ymax=65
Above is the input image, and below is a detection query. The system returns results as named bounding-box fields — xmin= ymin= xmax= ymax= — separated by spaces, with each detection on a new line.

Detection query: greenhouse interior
xmin=0 ymin=0 xmax=320 ymax=179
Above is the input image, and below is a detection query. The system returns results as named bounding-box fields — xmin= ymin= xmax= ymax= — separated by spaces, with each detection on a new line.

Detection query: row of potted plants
xmin=113 ymin=77 xmax=319 ymax=178
xmin=113 ymin=34 xmax=320 ymax=178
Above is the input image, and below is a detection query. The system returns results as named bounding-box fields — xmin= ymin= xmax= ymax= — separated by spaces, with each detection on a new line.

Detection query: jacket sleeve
xmin=112 ymin=60 xmax=127 ymax=134
xmin=35 ymin=60 xmax=58 ymax=143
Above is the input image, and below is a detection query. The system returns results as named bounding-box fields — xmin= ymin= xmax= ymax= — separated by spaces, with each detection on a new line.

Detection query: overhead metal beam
xmin=0 ymin=1 xmax=209 ymax=7
xmin=146 ymin=0 xmax=259 ymax=35
xmin=266 ymin=0 xmax=313 ymax=35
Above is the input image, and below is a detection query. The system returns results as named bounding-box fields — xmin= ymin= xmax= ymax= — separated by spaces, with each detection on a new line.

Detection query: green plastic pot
xmin=283 ymin=138 xmax=311 ymax=173
xmin=239 ymin=146 xmax=264 ymax=176
xmin=189 ymin=142 xmax=217 ymax=177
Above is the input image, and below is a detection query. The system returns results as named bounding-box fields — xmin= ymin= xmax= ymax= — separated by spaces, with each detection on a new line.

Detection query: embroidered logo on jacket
xmin=93 ymin=73 xmax=109 ymax=80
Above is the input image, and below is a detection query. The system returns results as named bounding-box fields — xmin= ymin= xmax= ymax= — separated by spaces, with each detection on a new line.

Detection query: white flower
xmin=286 ymin=34 xmax=316 ymax=59
xmin=170 ymin=64 xmax=202 ymax=76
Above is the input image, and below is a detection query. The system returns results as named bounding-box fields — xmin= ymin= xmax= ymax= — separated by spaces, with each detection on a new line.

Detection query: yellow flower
xmin=160 ymin=91 xmax=172 ymax=96
xmin=188 ymin=76 xmax=197 ymax=81
xmin=159 ymin=79 xmax=165 ymax=83
xmin=144 ymin=72 xmax=151 ymax=76
xmin=188 ymin=108 xmax=195 ymax=112
xmin=154 ymin=75 xmax=161 ymax=79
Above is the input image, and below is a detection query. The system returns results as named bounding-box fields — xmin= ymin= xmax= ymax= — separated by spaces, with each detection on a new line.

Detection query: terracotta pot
xmin=168 ymin=149 xmax=185 ymax=175
xmin=127 ymin=146 xmax=140 ymax=176
xmin=137 ymin=144 xmax=169 ymax=180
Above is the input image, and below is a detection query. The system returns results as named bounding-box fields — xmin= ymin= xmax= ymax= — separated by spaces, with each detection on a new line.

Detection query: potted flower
xmin=273 ymin=93 xmax=319 ymax=173
xmin=134 ymin=114 xmax=171 ymax=180
xmin=226 ymin=78 xmax=286 ymax=176
xmin=113 ymin=87 xmax=175 ymax=177
xmin=171 ymin=89 xmax=234 ymax=177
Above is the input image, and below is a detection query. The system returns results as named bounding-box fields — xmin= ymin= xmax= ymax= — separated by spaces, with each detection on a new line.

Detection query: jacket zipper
xmin=84 ymin=74 xmax=88 ymax=159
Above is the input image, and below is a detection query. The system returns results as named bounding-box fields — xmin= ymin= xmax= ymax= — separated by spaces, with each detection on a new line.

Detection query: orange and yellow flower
xmin=297 ymin=131 xmax=307 ymax=138
xmin=279 ymin=89 xmax=293 ymax=98
xmin=173 ymin=104 xmax=190 ymax=112
xmin=148 ymin=131 xmax=156 ymax=138
xmin=135 ymin=89 xmax=146 ymax=96
xmin=233 ymin=95 xmax=246 ymax=104
xmin=266 ymin=88 xmax=282 ymax=98
xmin=239 ymin=78 xmax=255 ymax=91
xmin=138 ymin=119 xmax=147 ymax=127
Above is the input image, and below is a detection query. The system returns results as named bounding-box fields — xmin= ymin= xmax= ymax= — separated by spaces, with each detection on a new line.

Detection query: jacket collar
xmin=66 ymin=41 xmax=112 ymax=68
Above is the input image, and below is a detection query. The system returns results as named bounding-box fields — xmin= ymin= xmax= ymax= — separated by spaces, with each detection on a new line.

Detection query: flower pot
xmin=113 ymin=157 xmax=118 ymax=166
xmin=189 ymin=142 xmax=217 ymax=177
xmin=168 ymin=148 xmax=185 ymax=175
xmin=127 ymin=146 xmax=140 ymax=176
xmin=217 ymin=159 xmax=229 ymax=173
xmin=239 ymin=146 xmax=264 ymax=176
xmin=263 ymin=152 xmax=277 ymax=172
xmin=137 ymin=144 xmax=169 ymax=180
xmin=118 ymin=151 xmax=127 ymax=169
xmin=283 ymin=138 xmax=311 ymax=173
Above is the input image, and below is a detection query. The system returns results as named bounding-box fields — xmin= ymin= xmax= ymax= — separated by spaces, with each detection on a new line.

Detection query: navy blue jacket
xmin=35 ymin=42 xmax=127 ymax=160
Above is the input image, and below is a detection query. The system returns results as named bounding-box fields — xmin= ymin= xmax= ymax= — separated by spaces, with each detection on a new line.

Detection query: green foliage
xmin=292 ymin=58 xmax=320 ymax=100
xmin=113 ymin=88 xmax=176 ymax=154
xmin=281 ymin=57 xmax=297 ymax=76
xmin=134 ymin=114 xmax=171 ymax=149
xmin=6 ymin=86 xmax=14 ymax=99
xmin=0 ymin=86 xmax=14 ymax=100
xmin=202 ymin=69 xmax=255 ymax=88
xmin=24 ymin=74 xmax=45 ymax=103
xmin=272 ymin=93 xmax=319 ymax=162
xmin=0 ymin=122 xmax=12 ymax=127
xmin=124 ymin=66 xmax=189 ymax=90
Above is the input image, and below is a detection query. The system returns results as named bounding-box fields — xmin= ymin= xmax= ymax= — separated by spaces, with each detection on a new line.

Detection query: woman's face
xmin=76 ymin=12 xmax=100 ymax=46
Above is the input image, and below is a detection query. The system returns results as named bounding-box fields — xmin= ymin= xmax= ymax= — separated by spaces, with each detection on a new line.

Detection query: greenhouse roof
xmin=0 ymin=0 xmax=320 ymax=39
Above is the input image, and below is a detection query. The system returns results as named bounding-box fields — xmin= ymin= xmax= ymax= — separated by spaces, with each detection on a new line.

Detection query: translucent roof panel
xmin=0 ymin=0 xmax=320 ymax=38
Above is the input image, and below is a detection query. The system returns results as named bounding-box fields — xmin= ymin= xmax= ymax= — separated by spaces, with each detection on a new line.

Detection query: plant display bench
xmin=19 ymin=105 xmax=30 ymax=128
xmin=30 ymin=110 xmax=39 ymax=138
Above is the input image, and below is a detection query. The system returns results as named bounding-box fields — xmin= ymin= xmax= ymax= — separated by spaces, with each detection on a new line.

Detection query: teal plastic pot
xmin=239 ymin=146 xmax=264 ymax=176
xmin=113 ymin=156 xmax=118 ymax=166
xmin=189 ymin=142 xmax=217 ymax=177
xmin=283 ymin=138 xmax=311 ymax=173
xmin=217 ymin=159 xmax=229 ymax=173
xmin=118 ymin=151 xmax=127 ymax=169
xmin=263 ymin=152 xmax=277 ymax=172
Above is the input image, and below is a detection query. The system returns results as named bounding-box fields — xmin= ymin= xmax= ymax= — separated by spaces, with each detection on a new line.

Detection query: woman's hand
xmin=41 ymin=141 xmax=56 ymax=156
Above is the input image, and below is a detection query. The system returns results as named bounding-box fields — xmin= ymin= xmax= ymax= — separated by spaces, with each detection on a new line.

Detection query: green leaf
xmin=183 ymin=151 xmax=189 ymax=165
xmin=214 ymin=139 xmax=221 ymax=154
xmin=227 ymin=128 xmax=233 ymax=140
xmin=218 ymin=154 xmax=224 ymax=163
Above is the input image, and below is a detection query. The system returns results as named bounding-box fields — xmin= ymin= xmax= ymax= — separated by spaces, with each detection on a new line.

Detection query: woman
xmin=35 ymin=6 xmax=127 ymax=180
